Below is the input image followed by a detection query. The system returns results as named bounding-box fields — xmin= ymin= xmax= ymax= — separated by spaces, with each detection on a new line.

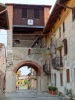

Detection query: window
xmin=28 ymin=49 xmax=31 ymax=55
xmin=15 ymin=40 xmax=20 ymax=44
xmin=54 ymin=74 xmax=56 ymax=86
xmin=59 ymin=26 xmax=61 ymax=37
xmin=63 ymin=39 xmax=68 ymax=55
xmin=63 ymin=22 xmax=65 ymax=32
xmin=59 ymin=48 xmax=63 ymax=66
xmin=72 ymin=8 xmax=75 ymax=21
xmin=66 ymin=69 xmax=70 ymax=83
xmin=60 ymin=73 xmax=63 ymax=86
xmin=22 ymin=8 xmax=27 ymax=18
xmin=34 ymin=9 xmax=39 ymax=19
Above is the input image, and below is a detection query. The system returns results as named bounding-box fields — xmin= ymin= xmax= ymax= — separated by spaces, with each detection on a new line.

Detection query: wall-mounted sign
xmin=27 ymin=19 xmax=33 ymax=25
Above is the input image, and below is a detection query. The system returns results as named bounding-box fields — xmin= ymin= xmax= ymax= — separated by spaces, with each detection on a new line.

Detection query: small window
xmin=22 ymin=8 xmax=27 ymax=18
xmin=34 ymin=9 xmax=39 ymax=19
xmin=72 ymin=8 xmax=75 ymax=21
xmin=63 ymin=39 xmax=68 ymax=55
xmin=60 ymin=73 xmax=63 ymax=86
xmin=15 ymin=40 xmax=20 ymax=44
xmin=63 ymin=22 xmax=65 ymax=32
xmin=66 ymin=69 xmax=70 ymax=83
xmin=28 ymin=49 xmax=31 ymax=55
xmin=59 ymin=26 xmax=61 ymax=37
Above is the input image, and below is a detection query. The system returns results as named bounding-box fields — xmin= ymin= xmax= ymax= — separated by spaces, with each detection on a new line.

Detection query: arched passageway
xmin=6 ymin=60 xmax=44 ymax=93
xmin=13 ymin=60 xmax=43 ymax=76
xmin=14 ymin=61 xmax=43 ymax=91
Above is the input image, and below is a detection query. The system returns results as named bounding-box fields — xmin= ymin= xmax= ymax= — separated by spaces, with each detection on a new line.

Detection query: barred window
xmin=34 ymin=9 xmax=39 ymax=19
xmin=22 ymin=8 xmax=27 ymax=18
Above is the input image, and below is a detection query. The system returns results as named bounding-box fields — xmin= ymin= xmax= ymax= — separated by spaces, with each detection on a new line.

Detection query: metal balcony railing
xmin=43 ymin=64 xmax=51 ymax=74
xmin=52 ymin=57 xmax=63 ymax=70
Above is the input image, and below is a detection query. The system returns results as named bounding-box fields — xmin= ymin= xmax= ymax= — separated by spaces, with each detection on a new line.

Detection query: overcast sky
xmin=0 ymin=0 xmax=56 ymax=75
xmin=1 ymin=0 xmax=56 ymax=5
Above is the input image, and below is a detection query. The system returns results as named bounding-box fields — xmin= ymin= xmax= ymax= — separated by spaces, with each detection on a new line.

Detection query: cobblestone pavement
xmin=4 ymin=89 xmax=65 ymax=100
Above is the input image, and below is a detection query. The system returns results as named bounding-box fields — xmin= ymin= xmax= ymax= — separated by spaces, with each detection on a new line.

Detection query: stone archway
xmin=12 ymin=60 xmax=43 ymax=92
xmin=13 ymin=60 xmax=43 ymax=76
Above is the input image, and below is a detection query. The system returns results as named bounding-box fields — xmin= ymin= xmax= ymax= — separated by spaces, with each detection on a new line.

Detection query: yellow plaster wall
xmin=46 ymin=0 xmax=75 ymax=48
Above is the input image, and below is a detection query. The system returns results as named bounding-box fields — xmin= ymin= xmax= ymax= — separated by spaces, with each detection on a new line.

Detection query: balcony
xmin=43 ymin=63 xmax=51 ymax=74
xmin=52 ymin=57 xmax=63 ymax=70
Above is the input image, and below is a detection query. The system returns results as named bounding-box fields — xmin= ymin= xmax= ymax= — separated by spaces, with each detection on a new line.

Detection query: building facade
xmin=16 ymin=70 xmax=30 ymax=88
xmin=6 ymin=3 xmax=51 ymax=93
xmin=43 ymin=0 xmax=75 ymax=96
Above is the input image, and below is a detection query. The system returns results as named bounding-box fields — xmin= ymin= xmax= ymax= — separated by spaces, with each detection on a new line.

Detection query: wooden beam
xmin=13 ymin=34 xmax=43 ymax=36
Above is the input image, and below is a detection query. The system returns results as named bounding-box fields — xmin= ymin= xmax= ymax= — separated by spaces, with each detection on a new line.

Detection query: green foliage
xmin=28 ymin=84 xmax=31 ymax=89
xmin=24 ymin=79 xmax=28 ymax=85
xmin=48 ymin=86 xmax=57 ymax=91
xmin=52 ymin=87 xmax=57 ymax=91
xmin=48 ymin=86 xmax=52 ymax=90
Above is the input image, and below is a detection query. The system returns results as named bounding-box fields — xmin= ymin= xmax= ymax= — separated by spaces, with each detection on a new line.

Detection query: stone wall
xmin=0 ymin=70 xmax=5 ymax=100
xmin=12 ymin=47 xmax=49 ymax=68
xmin=0 ymin=43 xmax=6 ymax=74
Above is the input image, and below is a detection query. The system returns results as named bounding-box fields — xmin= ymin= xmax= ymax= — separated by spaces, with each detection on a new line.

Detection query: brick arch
xmin=13 ymin=61 xmax=43 ymax=76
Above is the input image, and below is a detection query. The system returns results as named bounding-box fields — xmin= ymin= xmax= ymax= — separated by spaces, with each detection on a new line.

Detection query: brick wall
xmin=13 ymin=6 xmax=44 ymax=26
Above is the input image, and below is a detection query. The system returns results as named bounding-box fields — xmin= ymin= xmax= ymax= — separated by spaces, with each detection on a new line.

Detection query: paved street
xmin=4 ymin=89 xmax=63 ymax=100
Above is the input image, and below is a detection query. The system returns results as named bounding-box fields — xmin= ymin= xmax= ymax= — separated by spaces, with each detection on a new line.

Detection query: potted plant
xmin=52 ymin=86 xmax=57 ymax=95
xmin=48 ymin=86 xmax=52 ymax=94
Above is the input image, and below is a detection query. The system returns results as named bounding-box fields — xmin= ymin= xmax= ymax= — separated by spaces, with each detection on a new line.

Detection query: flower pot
xmin=52 ymin=91 xmax=56 ymax=95
xmin=49 ymin=90 xmax=52 ymax=94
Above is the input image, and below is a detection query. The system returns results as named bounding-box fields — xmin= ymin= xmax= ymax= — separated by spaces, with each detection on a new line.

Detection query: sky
xmin=1 ymin=0 xmax=56 ymax=6
xmin=0 ymin=0 xmax=56 ymax=75
xmin=19 ymin=66 xmax=31 ymax=75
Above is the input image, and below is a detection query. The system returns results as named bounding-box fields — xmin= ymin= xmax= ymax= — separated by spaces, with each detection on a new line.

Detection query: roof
xmin=43 ymin=0 xmax=70 ymax=34
xmin=6 ymin=3 xmax=51 ymax=8
xmin=0 ymin=3 xmax=9 ymax=29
